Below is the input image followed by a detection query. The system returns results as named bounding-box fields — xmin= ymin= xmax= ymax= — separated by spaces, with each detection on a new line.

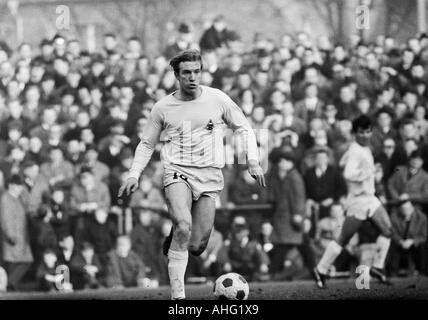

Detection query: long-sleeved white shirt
xmin=128 ymin=85 xmax=259 ymax=180
xmin=339 ymin=141 xmax=376 ymax=197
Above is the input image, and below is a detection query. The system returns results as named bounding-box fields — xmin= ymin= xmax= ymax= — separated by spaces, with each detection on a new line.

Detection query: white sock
xmin=168 ymin=249 xmax=188 ymax=300
xmin=372 ymin=236 xmax=391 ymax=269
xmin=317 ymin=241 xmax=343 ymax=274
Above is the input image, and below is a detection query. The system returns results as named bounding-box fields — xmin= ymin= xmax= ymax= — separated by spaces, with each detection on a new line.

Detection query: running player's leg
xmin=314 ymin=216 xmax=363 ymax=287
xmin=188 ymin=195 xmax=216 ymax=256
xmin=368 ymin=205 xmax=392 ymax=280
xmin=164 ymin=183 xmax=193 ymax=300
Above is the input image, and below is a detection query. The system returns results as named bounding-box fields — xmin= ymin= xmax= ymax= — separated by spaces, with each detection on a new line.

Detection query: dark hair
xmin=6 ymin=174 xmax=23 ymax=188
xmin=409 ymin=149 xmax=423 ymax=160
xmin=169 ymin=49 xmax=203 ymax=75
xmin=352 ymin=115 xmax=372 ymax=133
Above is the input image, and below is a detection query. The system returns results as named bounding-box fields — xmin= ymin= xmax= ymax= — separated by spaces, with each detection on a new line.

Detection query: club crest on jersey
xmin=206 ymin=119 xmax=214 ymax=131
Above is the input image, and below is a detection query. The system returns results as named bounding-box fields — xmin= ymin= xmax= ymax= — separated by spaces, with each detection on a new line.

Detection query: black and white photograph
xmin=0 ymin=0 xmax=427 ymax=309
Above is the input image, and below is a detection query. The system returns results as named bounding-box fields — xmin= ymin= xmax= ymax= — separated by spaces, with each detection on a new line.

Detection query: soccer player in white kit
xmin=313 ymin=115 xmax=393 ymax=288
xmin=118 ymin=50 xmax=266 ymax=299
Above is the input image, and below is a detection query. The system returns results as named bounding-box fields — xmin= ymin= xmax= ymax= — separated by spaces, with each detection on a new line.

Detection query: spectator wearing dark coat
xmin=76 ymin=208 xmax=118 ymax=267
xmin=389 ymin=200 xmax=427 ymax=275
xmin=304 ymin=147 xmax=346 ymax=221
xmin=70 ymin=242 xmax=103 ymax=290
xmin=0 ymin=174 xmax=33 ymax=291
xmin=387 ymin=150 xmax=428 ymax=203
xmin=217 ymin=216 xmax=269 ymax=281
xmin=228 ymin=169 xmax=269 ymax=237
xmin=199 ymin=15 xmax=231 ymax=51
xmin=105 ymin=235 xmax=147 ymax=289
xmin=268 ymin=152 xmax=316 ymax=276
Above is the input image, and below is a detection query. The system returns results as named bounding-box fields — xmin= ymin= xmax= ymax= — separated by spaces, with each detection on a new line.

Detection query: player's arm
xmin=221 ymin=92 xmax=266 ymax=187
xmin=118 ymin=110 xmax=162 ymax=198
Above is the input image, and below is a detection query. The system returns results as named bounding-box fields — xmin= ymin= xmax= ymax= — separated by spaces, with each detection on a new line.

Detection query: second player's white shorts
xmin=344 ymin=194 xmax=382 ymax=220
xmin=163 ymin=162 xmax=224 ymax=201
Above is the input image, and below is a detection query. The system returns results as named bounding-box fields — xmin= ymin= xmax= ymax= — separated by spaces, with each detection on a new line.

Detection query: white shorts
xmin=163 ymin=163 xmax=224 ymax=201
xmin=344 ymin=194 xmax=382 ymax=221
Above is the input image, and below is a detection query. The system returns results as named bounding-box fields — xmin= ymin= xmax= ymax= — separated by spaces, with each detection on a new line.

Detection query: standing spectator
xmin=105 ymin=235 xmax=147 ymax=289
xmin=0 ymin=174 xmax=33 ymax=291
xmin=268 ymin=152 xmax=316 ymax=277
xmin=389 ymin=200 xmax=427 ymax=276
xmin=130 ymin=209 xmax=163 ymax=282
xmin=199 ymin=15 xmax=232 ymax=51
xmin=21 ymin=160 xmax=50 ymax=216
xmin=371 ymin=108 xmax=397 ymax=156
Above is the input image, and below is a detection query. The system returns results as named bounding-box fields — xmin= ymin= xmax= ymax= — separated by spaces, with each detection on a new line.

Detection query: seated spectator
xmin=0 ymin=174 xmax=33 ymax=291
xmin=388 ymin=150 xmax=428 ymax=203
xmin=78 ymin=145 xmax=110 ymax=183
xmin=389 ymin=200 xmax=427 ymax=276
xmin=217 ymin=216 xmax=269 ymax=281
xmin=105 ymin=235 xmax=147 ymax=289
xmin=47 ymin=186 xmax=72 ymax=240
xmin=70 ymin=242 xmax=103 ymax=290
xmin=40 ymin=146 xmax=75 ymax=190
xmin=70 ymin=166 xmax=111 ymax=235
xmin=228 ymin=169 xmax=269 ymax=237
xmin=77 ymin=208 xmax=118 ymax=267
xmin=128 ymin=173 xmax=166 ymax=213
xmin=36 ymin=248 xmax=72 ymax=292
xmin=57 ymin=235 xmax=78 ymax=270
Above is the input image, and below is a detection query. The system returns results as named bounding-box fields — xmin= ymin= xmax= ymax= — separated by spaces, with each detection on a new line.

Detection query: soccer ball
xmin=213 ymin=272 xmax=249 ymax=300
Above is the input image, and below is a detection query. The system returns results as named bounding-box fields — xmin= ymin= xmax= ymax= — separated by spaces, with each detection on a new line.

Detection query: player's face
xmin=176 ymin=61 xmax=202 ymax=95
xmin=355 ymin=127 xmax=372 ymax=146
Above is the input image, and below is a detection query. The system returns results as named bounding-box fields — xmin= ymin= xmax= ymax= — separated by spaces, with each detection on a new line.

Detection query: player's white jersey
xmin=339 ymin=141 xmax=376 ymax=197
xmin=128 ymin=85 xmax=258 ymax=179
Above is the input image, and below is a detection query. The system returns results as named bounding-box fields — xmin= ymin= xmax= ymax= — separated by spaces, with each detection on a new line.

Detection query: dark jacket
xmin=391 ymin=208 xmax=427 ymax=247
xmin=269 ymin=168 xmax=306 ymax=245
xmin=105 ymin=250 xmax=146 ymax=288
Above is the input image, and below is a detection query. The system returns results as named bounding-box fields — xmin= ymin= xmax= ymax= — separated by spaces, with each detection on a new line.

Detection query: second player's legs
xmin=188 ymin=195 xmax=217 ymax=256
xmin=368 ymin=205 xmax=392 ymax=270
xmin=317 ymin=216 xmax=363 ymax=275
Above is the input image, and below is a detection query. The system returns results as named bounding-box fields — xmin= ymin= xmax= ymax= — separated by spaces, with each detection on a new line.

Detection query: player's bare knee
xmin=174 ymin=220 xmax=192 ymax=244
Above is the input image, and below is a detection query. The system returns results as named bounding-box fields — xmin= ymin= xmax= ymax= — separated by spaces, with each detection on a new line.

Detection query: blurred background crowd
xmin=0 ymin=11 xmax=428 ymax=293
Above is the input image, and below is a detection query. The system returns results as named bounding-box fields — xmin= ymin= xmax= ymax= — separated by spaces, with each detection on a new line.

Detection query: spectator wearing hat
xmin=0 ymin=174 xmax=34 ymax=291
xmin=387 ymin=150 xmax=428 ymax=204
xmin=389 ymin=200 xmax=427 ymax=276
xmin=217 ymin=216 xmax=269 ymax=281
xmin=268 ymin=151 xmax=316 ymax=277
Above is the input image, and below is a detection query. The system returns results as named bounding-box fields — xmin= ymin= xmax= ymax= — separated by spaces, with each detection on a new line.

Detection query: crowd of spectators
xmin=0 ymin=14 xmax=428 ymax=293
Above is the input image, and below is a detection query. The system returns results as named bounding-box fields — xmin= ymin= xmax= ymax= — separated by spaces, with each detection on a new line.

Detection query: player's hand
xmin=248 ymin=160 xmax=266 ymax=187
xmin=118 ymin=177 xmax=139 ymax=198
